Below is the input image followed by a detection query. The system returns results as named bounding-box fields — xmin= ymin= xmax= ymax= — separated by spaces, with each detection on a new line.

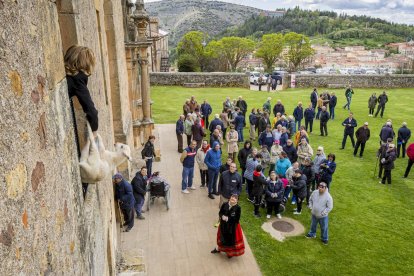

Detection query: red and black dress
xmin=217 ymin=203 xmax=245 ymax=257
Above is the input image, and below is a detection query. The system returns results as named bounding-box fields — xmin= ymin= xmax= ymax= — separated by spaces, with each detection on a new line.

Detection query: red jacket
xmin=407 ymin=143 xmax=414 ymax=161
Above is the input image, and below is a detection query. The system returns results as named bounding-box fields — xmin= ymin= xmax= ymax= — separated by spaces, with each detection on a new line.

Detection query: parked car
xmin=249 ymin=72 xmax=267 ymax=85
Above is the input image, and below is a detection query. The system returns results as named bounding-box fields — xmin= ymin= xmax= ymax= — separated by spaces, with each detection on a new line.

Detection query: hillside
xmin=145 ymin=0 xmax=263 ymax=47
xmin=221 ymin=7 xmax=414 ymax=48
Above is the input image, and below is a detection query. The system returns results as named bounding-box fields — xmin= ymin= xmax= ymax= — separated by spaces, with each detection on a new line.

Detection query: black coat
xmin=382 ymin=150 xmax=396 ymax=170
xmin=219 ymin=203 xmax=241 ymax=246
xmin=398 ymin=126 xmax=411 ymax=143
xmin=310 ymin=91 xmax=318 ymax=105
xmin=355 ymin=126 xmax=371 ymax=143
xmin=252 ymin=173 xmax=267 ymax=197
xmin=342 ymin=118 xmax=357 ymax=134
xmin=131 ymin=172 xmax=147 ymax=198
xmin=283 ymin=144 xmax=298 ymax=163
xmin=258 ymin=117 xmax=270 ymax=134
xmin=319 ymin=111 xmax=330 ymax=123
xmin=141 ymin=141 xmax=155 ymax=159
xmin=329 ymin=95 xmax=337 ymax=107
xmin=236 ymin=100 xmax=248 ymax=113
xmin=115 ymin=179 xmax=135 ymax=209
xmin=237 ymin=146 xmax=252 ymax=169
xmin=265 ymin=180 xmax=284 ymax=202
xmin=301 ymin=164 xmax=315 ymax=184
xmin=291 ymin=175 xmax=307 ymax=199
xmin=378 ymin=94 xmax=388 ymax=106
xmin=218 ymin=171 xmax=243 ymax=199
xmin=304 ymin=108 xmax=315 ymax=120
xmin=67 ymin=71 xmax=99 ymax=131
xmin=273 ymin=104 xmax=285 ymax=116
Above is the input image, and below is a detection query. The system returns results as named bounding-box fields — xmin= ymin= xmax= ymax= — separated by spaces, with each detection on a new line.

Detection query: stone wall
xmin=292 ymin=74 xmax=414 ymax=88
xmin=150 ymin=72 xmax=250 ymax=88
xmin=0 ymin=0 xmax=133 ymax=275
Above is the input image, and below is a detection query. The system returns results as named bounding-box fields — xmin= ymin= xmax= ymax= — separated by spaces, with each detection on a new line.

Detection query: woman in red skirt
xmin=211 ymin=194 xmax=245 ymax=258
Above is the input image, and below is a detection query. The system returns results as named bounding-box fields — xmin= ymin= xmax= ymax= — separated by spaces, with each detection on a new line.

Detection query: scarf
xmin=253 ymin=171 xmax=261 ymax=177
xmin=202 ymin=144 xmax=210 ymax=153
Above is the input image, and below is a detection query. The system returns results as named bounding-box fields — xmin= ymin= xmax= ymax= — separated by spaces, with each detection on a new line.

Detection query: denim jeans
xmin=146 ymin=158 xmax=153 ymax=177
xmin=343 ymin=97 xmax=351 ymax=110
xmin=308 ymin=215 xmax=329 ymax=241
xmin=181 ymin=166 xmax=194 ymax=190
xmin=237 ymin=127 xmax=244 ymax=142
xmin=295 ymin=120 xmax=301 ymax=130
xmin=208 ymin=169 xmax=219 ymax=194
xmin=329 ymin=107 xmax=335 ymax=120
xmin=134 ymin=194 xmax=145 ymax=216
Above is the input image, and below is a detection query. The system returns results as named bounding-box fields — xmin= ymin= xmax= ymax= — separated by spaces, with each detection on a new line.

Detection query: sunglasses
xmin=319 ymin=185 xmax=326 ymax=188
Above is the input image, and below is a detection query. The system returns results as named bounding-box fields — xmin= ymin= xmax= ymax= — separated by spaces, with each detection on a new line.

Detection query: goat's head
xmin=114 ymin=143 xmax=132 ymax=161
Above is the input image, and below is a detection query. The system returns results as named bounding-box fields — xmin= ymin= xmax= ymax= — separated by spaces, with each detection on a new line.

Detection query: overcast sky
xmin=145 ymin=0 xmax=414 ymax=25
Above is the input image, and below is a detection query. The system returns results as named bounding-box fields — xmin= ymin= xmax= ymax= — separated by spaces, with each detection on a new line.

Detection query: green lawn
xmin=151 ymin=86 xmax=414 ymax=275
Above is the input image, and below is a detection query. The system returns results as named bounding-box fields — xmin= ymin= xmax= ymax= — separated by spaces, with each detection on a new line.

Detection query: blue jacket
xmin=276 ymin=158 xmax=291 ymax=177
xmin=176 ymin=119 xmax=184 ymax=135
xmin=310 ymin=91 xmax=318 ymax=104
xmin=380 ymin=126 xmax=395 ymax=142
xmin=249 ymin=113 xmax=257 ymax=125
xmin=201 ymin=103 xmax=212 ymax=116
xmin=234 ymin=114 xmax=246 ymax=129
xmin=398 ymin=126 xmax=411 ymax=143
xmin=265 ymin=179 xmax=284 ymax=202
xmin=275 ymin=119 xmax=288 ymax=128
xmin=293 ymin=106 xmax=304 ymax=121
xmin=209 ymin=118 xmax=224 ymax=133
xmin=329 ymin=95 xmax=337 ymax=107
xmin=115 ymin=179 xmax=135 ymax=209
xmin=342 ymin=118 xmax=357 ymax=134
xmin=259 ymin=131 xmax=274 ymax=149
xmin=204 ymin=142 xmax=222 ymax=171
xmin=320 ymin=160 xmax=336 ymax=182
xmin=279 ymin=132 xmax=288 ymax=147
xmin=304 ymin=107 xmax=315 ymax=120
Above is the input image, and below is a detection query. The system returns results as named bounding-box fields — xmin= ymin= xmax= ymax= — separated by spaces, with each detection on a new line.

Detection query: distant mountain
xmin=145 ymin=0 xmax=263 ymax=47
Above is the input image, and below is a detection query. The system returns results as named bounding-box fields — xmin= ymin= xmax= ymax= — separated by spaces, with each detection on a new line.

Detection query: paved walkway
xmin=121 ymin=124 xmax=261 ymax=276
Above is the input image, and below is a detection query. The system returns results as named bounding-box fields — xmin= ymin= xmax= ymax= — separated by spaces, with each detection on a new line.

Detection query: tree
xmin=177 ymin=31 xmax=207 ymax=70
xmin=217 ymin=37 xmax=255 ymax=71
xmin=177 ymin=54 xmax=200 ymax=72
xmin=283 ymin=32 xmax=315 ymax=72
xmin=255 ymin=33 xmax=284 ymax=72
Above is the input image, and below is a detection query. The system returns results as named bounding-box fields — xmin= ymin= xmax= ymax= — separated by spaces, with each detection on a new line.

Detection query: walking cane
xmin=117 ymin=201 xmax=125 ymax=228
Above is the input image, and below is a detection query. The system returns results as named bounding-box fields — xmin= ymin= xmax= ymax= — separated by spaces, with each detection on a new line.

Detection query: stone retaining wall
xmin=292 ymin=74 xmax=414 ymax=88
xmin=150 ymin=72 xmax=250 ymax=88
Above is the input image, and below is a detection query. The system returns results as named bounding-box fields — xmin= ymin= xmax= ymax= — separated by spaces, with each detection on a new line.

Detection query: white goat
xmin=79 ymin=122 xmax=131 ymax=183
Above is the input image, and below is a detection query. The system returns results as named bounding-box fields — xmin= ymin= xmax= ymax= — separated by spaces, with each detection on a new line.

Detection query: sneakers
xmin=305 ymin=234 xmax=316 ymax=239
xmin=189 ymin=186 xmax=196 ymax=190
xmin=137 ymin=215 xmax=145 ymax=220
xmin=293 ymin=211 xmax=301 ymax=215
xmin=322 ymin=240 xmax=328 ymax=245
xmin=276 ymin=214 xmax=282 ymax=219
xmin=208 ymin=194 xmax=215 ymax=199
xmin=291 ymin=201 xmax=296 ymax=205
xmin=266 ymin=214 xmax=271 ymax=219
xmin=182 ymin=189 xmax=190 ymax=194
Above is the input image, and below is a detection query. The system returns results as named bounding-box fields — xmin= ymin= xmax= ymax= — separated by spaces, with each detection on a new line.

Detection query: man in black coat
xmin=258 ymin=112 xmax=270 ymax=134
xmin=329 ymin=92 xmax=337 ymax=120
xmin=273 ymin=100 xmax=285 ymax=117
xmin=379 ymin=122 xmax=395 ymax=144
xmin=218 ymin=163 xmax=243 ymax=208
xmin=237 ymin=141 xmax=252 ymax=184
xmin=397 ymin=122 xmax=411 ymax=158
xmin=290 ymin=169 xmax=307 ymax=215
xmin=201 ymin=99 xmax=212 ymax=128
xmin=176 ymin=115 xmax=185 ymax=153
xmin=377 ymin=138 xmax=393 ymax=179
xmin=114 ymin=173 xmax=135 ymax=231
xmin=375 ymin=91 xmax=388 ymax=118
xmin=354 ymin=122 xmax=370 ymax=158
xmin=209 ymin=114 xmax=224 ymax=134
xmin=341 ymin=112 xmax=357 ymax=149
xmin=380 ymin=144 xmax=396 ymax=184
xmin=236 ymin=96 xmax=248 ymax=116
xmin=310 ymin=88 xmax=318 ymax=109
xmin=131 ymin=167 xmax=148 ymax=220
xmin=304 ymin=104 xmax=315 ymax=133
xmin=319 ymin=106 xmax=330 ymax=136
xmin=283 ymin=139 xmax=298 ymax=163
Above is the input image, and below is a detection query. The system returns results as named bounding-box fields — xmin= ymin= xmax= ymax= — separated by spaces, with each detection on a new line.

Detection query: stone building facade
xmin=0 ymin=0 xmax=153 ymax=275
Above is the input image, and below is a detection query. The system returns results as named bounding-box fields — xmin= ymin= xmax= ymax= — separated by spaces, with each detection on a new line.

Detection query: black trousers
xmin=354 ymin=141 xmax=366 ymax=156
xmin=177 ymin=134 xmax=183 ymax=153
xmin=305 ymin=119 xmax=313 ymax=133
xmin=320 ymin=121 xmax=328 ymax=136
xmin=204 ymin=115 xmax=210 ymax=129
xmin=200 ymin=169 xmax=209 ymax=186
xmin=266 ymin=201 xmax=281 ymax=215
xmin=378 ymin=163 xmax=384 ymax=178
xmin=397 ymin=143 xmax=407 ymax=158
xmin=369 ymin=107 xmax=375 ymax=115
xmin=306 ymin=184 xmax=311 ymax=204
xmin=241 ymin=168 xmax=246 ymax=184
xmin=404 ymin=159 xmax=414 ymax=177
xmin=253 ymin=195 xmax=261 ymax=215
xmin=375 ymin=104 xmax=385 ymax=118
xmin=342 ymin=132 xmax=355 ymax=148
xmin=382 ymin=169 xmax=392 ymax=184
xmin=186 ymin=134 xmax=192 ymax=146
xmin=246 ymin=179 xmax=254 ymax=199
xmin=122 ymin=207 xmax=134 ymax=229
xmin=296 ymin=197 xmax=305 ymax=213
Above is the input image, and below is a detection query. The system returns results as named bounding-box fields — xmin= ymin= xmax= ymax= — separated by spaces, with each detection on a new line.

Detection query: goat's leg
xmin=79 ymin=139 xmax=90 ymax=163
xmin=96 ymin=134 xmax=106 ymax=155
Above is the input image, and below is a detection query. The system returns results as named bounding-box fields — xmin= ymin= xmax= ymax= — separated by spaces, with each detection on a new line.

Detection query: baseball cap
xmin=112 ymin=173 xmax=123 ymax=179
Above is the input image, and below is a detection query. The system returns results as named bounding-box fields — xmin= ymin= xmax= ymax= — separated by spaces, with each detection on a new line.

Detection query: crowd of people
xmin=174 ymin=88 xmax=413 ymax=249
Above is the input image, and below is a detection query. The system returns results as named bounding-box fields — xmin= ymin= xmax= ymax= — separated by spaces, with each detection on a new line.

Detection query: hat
xmin=364 ymin=122 xmax=369 ymax=126
xmin=294 ymin=169 xmax=302 ymax=174
xmin=112 ymin=173 xmax=123 ymax=179
xmin=387 ymin=138 xmax=393 ymax=142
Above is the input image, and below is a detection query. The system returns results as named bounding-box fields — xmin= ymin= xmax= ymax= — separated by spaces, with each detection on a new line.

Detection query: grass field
xmin=151 ymin=86 xmax=414 ymax=275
